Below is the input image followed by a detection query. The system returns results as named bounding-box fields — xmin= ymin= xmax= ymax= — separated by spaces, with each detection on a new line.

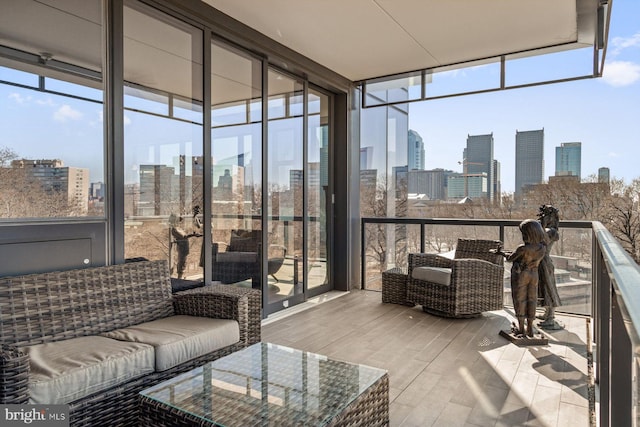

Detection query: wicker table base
xmin=140 ymin=342 xmax=389 ymax=426
xmin=382 ymin=267 xmax=414 ymax=306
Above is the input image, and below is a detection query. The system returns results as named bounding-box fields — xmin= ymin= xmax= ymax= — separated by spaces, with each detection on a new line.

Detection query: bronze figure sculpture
xmin=495 ymin=219 xmax=547 ymax=338
xmin=536 ymin=205 xmax=563 ymax=329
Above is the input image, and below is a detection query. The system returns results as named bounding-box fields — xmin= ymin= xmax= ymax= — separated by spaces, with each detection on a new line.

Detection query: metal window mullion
xmin=261 ymin=60 xmax=269 ymax=316
xmin=104 ymin=0 xmax=124 ymax=264
xmin=202 ymin=30 xmax=212 ymax=284
xmin=302 ymin=79 xmax=309 ymax=296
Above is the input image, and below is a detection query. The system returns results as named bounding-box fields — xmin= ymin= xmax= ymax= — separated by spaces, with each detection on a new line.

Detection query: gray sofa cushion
xmin=412 ymin=266 xmax=452 ymax=286
xmin=102 ymin=315 xmax=240 ymax=371
xmin=24 ymin=336 xmax=155 ymax=404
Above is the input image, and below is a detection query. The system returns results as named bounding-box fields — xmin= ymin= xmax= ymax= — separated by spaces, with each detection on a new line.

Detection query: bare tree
xmin=606 ymin=178 xmax=640 ymax=263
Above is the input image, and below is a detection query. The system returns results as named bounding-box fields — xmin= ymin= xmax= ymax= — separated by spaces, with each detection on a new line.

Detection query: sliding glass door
xmin=123 ymin=1 xmax=204 ymax=280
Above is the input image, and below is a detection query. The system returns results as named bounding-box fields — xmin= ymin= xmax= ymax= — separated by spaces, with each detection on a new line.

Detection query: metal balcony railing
xmin=361 ymin=217 xmax=640 ymax=427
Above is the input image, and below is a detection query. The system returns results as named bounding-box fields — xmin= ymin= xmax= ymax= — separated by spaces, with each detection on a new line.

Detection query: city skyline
xmin=408 ymin=0 xmax=639 ymax=193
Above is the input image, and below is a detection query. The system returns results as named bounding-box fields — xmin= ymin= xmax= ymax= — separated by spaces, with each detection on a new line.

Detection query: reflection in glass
xmin=123 ymin=2 xmax=203 ymax=280
xmin=268 ymin=69 xmax=304 ymax=304
xmin=0 ymin=0 xmax=104 ymax=220
xmin=140 ymin=342 xmax=388 ymax=426
xmin=210 ymin=39 xmax=262 ymax=289
xmin=307 ymin=89 xmax=329 ymax=290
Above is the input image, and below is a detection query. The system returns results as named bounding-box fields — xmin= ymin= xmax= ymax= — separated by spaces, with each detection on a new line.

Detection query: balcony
xmin=264 ymin=290 xmax=592 ymax=426
xmin=259 ymin=217 xmax=639 ymax=427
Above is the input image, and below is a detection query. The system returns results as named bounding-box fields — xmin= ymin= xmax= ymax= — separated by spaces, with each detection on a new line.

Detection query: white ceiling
xmin=202 ymin=0 xmax=598 ymax=82
xmin=0 ymin=0 xmax=603 ymax=106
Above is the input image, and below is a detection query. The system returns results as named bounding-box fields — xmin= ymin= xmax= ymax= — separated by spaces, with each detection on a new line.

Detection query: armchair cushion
xmin=102 ymin=315 xmax=239 ymax=372
xmin=25 ymin=336 xmax=154 ymax=404
xmin=412 ymin=266 xmax=451 ymax=286
xmin=407 ymin=239 xmax=504 ymax=318
xmin=215 ymin=251 xmax=257 ymax=263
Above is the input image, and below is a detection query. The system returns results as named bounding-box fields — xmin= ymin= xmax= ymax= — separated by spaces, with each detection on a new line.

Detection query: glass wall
xmin=307 ymin=89 xmax=330 ymax=291
xmin=123 ymin=1 xmax=204 ymax=280
xmin=0 ymin=0 xmax=104 ymax=219
xmin=0 ymin=0 xmax=337 ymax=313
xmin=360 ymin=93 xmax=410 ymax=289
xmin=210 ymin=39 xmax=262 ymax=288
xmin=267 ymin=69 xmax=304 ymax=307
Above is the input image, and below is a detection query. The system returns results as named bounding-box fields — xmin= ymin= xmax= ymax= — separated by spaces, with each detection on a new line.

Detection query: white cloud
xmin=53 ymin=104 xmax=83 ymax=122
xmin=610 ymin=32 xmax=640 ymax=56
xmin=8 ymin=93 xmax=31 ymax=104
xmin=36 ymin=97 xmax=56 ymax=107
xmin=602 ymin=61 xmax=640 ymax=87
xmin=608 ymin=152 xmax=619 ymax=158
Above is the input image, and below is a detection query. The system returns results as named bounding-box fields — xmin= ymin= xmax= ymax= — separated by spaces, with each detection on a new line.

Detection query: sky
xmin=1 ymin=1 xmax=638 ymax=192
xmin=408 ymin=0 xmax=640 ymax=193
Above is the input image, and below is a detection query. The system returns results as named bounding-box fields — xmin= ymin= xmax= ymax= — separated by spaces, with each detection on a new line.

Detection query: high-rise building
xmin=555 ymin=142 xmax=581 ymax=178
xmin=360 ymin=147 xmax=374 ymax=170
xmin=139 ymin=165 xmax=179 ymax=216
xmin=408 ymin=169 xmax=446 ymax=200
xmin=11 ymin=159 xmax=89 ymax=214
xmin=598 ymin=167 xmax=610 ymax=184
xmin=515 ymin=129 xmax=544 ymax=198
xmin=447 ymin=173 xmax=487 ymax=200
xmin=464 ymin=133 xmax=494 ymax=201
xmin=492 ymin=160 xmax=501 ymax=200
xmin=408 ymin=129 xmax=425 ymax=170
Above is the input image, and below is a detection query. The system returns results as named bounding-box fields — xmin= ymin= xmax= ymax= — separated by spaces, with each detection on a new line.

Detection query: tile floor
xmin=262 ymin=290 xmax=592 ymax=427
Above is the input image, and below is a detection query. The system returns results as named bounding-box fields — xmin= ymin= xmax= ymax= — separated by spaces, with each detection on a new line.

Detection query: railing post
xmin=595 ymin=242 xmax=611 ymax=427
xmin=611 ymin=292 xmax=632 ymax=427
xmin=361 ymin=218 xmax=365 ymax=290
xmin=420 ymin=222 xmax=425 ymax=253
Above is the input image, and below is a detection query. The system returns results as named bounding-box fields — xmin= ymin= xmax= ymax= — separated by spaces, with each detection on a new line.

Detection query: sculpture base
xmin=499 ymin=329 xmax=548 ymax=346
xmin=537 ymin=319 xmax=564 ymax=330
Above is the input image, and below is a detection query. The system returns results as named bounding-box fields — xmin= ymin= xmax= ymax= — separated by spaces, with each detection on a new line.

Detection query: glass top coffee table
xmin=139 ymin=342 xmax=389 ymax=426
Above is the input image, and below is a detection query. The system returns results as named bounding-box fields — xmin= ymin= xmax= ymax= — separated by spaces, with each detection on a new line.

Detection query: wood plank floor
xmin=262 ymin=290 xmax=591 ymax=427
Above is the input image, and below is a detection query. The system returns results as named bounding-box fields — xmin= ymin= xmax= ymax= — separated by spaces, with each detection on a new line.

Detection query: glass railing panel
xmin=362 ymin=217 xmax=594 ymax=317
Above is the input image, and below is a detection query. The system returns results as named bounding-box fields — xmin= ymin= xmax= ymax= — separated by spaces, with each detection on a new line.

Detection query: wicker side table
xmin=382 ymin=267 xmax=414 ymax=306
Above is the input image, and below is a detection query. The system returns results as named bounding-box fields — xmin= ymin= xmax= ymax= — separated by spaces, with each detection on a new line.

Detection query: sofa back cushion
xmin=0 ymin=260 xmax=174 ymax=347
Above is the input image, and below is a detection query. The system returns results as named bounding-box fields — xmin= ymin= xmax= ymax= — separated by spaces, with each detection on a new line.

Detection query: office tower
xmin=139 ymin=165 xmax=179 ymax=216
xmin=464 ymin=133 xmax=494 ymax=201
xmin=408 ymin=129 xmax=425 ymax=170
xmin=393 ymin=165 xmax=408 ymax=199
xmin=408 ymin=169 xmax=446 ymax=200
xmin=447 ymin=173 xmax=487 ymax=200
xmin=360 ymin=146 xmax=374 ymax=170
xmin=515 ymin=129 xmax=544 ymax=198
xmin=492 ymin=160 xmax=501 ymax=200
xmin=555 ymin=142 xmax=582 ymax=178
xmin=598 ymin=167 xmax=610 ymax=184
xmin=11 ymin=159 xmax=89 ymax=214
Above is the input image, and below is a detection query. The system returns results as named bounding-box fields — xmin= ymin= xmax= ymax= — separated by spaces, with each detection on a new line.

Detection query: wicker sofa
xmin=0 ymin=260 xmax=261 ymax=426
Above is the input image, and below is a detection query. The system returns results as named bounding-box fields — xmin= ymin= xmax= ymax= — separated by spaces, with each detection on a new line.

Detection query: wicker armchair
xmin=407 ymin=239 xmax=504 ymax=318
xmin=212 ymin=229 xmax=289 ymax=288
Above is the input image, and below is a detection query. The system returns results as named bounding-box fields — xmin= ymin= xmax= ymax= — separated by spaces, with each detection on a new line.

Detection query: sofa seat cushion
xmin=412 ymin=266 xmax=452 ymax=286
xmin=24 ymin=336 xmax=155 ymax=404
xmin=102 ymin=315 xmax=239 ymax=371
